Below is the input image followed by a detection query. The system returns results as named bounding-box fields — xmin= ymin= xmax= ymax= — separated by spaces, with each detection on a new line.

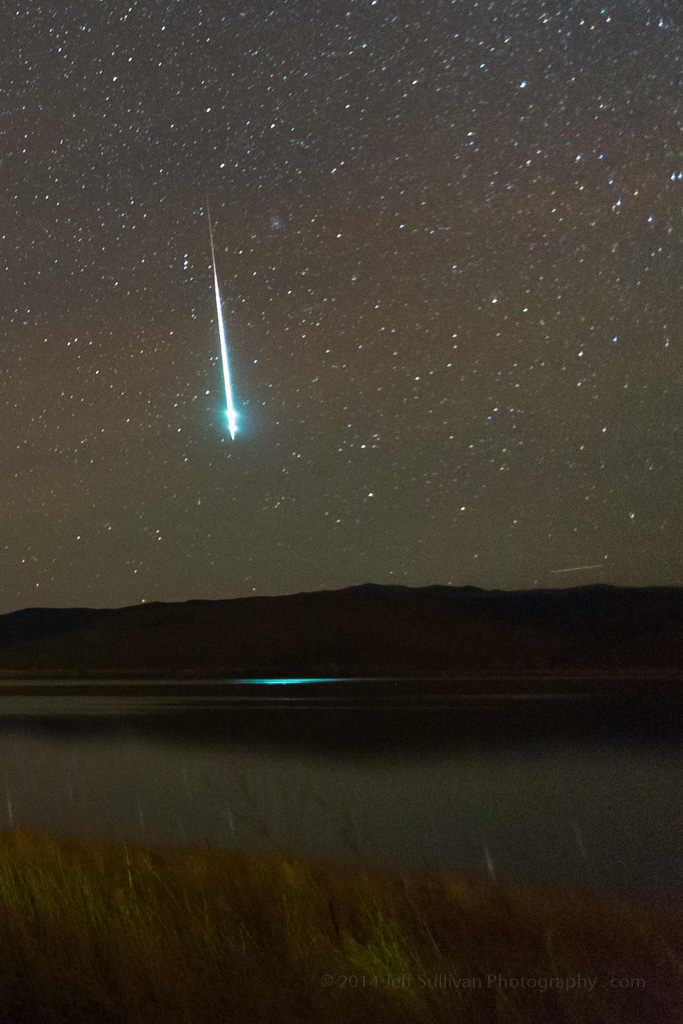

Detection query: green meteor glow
xmin=207 ymin=202 xmax=238 ymax=440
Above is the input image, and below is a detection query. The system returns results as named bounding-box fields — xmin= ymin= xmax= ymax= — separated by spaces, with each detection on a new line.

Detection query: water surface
xmin=0 ymin=678 xmax=680 ymax=901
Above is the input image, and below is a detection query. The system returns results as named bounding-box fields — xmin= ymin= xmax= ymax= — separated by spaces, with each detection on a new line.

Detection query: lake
xmin=0 ymin=678 xmax=680 ymax=900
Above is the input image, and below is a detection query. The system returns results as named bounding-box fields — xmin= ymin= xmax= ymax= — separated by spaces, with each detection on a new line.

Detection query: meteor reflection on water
xmin=207 ymin=202 xmax=238 ymax=440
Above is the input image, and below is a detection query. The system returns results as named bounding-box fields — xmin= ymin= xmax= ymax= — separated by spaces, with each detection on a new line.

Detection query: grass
xmin=0 ymin=827 xmax=679 ymax=1023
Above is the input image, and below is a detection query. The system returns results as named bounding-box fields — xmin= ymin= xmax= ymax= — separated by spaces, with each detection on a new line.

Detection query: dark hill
xmin=0 ymin=584 xmax=681 ymax=679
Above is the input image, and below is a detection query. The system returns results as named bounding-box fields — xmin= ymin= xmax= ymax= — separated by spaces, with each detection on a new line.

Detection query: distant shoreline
xmin=0 ymin=671 xmax=679 ymax=696
xmin=0 ymin=666 xmax=681 ymax=679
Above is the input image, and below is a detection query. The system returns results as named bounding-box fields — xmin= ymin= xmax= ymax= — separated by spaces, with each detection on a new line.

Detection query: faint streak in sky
xmin=550 ymin=565 xmax=603 ymax=574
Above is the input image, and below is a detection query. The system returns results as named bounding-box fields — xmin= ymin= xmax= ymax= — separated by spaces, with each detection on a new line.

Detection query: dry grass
xmin=0 ymin=826 xmax=679 ymax=1023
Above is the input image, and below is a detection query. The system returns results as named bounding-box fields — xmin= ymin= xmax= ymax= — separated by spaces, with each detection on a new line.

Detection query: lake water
xmin=0 ymin=679 xmax=680 ymax=900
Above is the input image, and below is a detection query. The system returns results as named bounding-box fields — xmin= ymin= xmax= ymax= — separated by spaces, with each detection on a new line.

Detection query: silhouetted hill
xmin=0 ymin=584 xmax=681 ymax=679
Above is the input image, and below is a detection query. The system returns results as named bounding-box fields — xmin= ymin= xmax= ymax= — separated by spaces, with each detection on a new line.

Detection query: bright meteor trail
xmin=207 ymin=202 xmax=238 ymax=440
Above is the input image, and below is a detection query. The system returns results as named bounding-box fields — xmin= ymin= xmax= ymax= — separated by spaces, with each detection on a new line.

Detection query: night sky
xmin=3 ymin=1 xmax=681 ymax=614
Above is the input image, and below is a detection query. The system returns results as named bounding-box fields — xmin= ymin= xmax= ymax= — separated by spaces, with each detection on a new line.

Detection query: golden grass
xmin=0 ymin=826 xmax=679 ymax=1023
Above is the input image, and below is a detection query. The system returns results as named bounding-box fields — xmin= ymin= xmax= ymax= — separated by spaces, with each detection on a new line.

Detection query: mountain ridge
xmin=0 ymin=583 xmax=681 ymax=678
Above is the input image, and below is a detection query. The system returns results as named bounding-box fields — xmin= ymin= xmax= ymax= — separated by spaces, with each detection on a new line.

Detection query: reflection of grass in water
xmin=0 ymin=826 xmax=679 ymax=1023
xmin=201 ymin=754 xmax=365 ymax=863
xmin=200 ymin=755 xmax=496 ymax=884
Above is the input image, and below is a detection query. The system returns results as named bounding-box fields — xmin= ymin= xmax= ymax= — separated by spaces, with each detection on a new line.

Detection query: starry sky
xmin=2 ymin=0 xmax=681 ymax=613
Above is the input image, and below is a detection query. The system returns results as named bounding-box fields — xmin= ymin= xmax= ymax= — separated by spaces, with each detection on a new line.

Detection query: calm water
xmin=0 ymin=679 xmax=680 ymax=900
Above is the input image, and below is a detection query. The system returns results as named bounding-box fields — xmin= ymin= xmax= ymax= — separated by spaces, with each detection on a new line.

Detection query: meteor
xmin=550 ymin=565 xmax=603 ymax=573
xmin=207 ymin=201 xmax=238 ymax=439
